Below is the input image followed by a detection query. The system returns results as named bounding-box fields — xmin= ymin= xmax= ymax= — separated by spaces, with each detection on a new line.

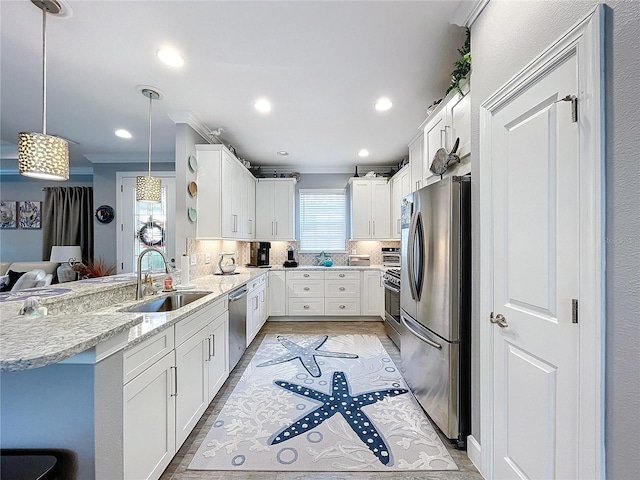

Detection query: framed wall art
xmin=19 ymin=201 xmax=42 ymax=229
xmin=0 ymin=201 xmax=17 ymax=229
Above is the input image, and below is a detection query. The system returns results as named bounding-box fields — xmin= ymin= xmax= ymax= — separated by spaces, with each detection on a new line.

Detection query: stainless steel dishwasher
xmin=228 ymin=285 xmax=248 ymax=370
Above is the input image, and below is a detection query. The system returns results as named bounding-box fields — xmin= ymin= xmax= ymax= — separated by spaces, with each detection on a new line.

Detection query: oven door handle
xmin=383 ymin=282 xmax=400 ymax=293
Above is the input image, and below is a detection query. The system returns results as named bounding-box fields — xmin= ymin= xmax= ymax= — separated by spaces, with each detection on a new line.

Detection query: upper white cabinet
xmin=409 ymin=133 xmax=424 ymax=193
xmin=423 ymin=82 xmax=471 ymax=186
xmin=195 ymin=144 xmax=256 ymax=240
xmin=391 ymin=166 xmax=411 ymax=239
xmin=349 ymin=178 xmax=391 ymax=240
xmin=255 ymin=178 xmax=296 ymax=241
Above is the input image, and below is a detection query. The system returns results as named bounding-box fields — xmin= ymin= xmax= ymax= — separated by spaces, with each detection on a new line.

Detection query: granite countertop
xmin=0 ymin=269 xmax=268 ymax=373
xmin=0 ymin=265 xmax=387 ymax=372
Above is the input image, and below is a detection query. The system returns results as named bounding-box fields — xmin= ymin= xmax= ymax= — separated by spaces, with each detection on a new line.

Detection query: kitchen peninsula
xmin=0 ymin=265 xmax=385 ymax=480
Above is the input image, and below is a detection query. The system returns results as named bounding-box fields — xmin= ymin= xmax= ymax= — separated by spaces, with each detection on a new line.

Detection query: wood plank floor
xmin=160 ymin=320 xmax=483 ymax=480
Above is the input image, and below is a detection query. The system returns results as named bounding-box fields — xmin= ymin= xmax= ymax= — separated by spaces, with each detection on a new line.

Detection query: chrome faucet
xmin=136 ymin=247 xmax=174 ymax=300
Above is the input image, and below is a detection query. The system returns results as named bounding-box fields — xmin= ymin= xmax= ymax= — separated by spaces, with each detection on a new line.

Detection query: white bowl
xmin=220 ymin=264 xmax=237 ymax=274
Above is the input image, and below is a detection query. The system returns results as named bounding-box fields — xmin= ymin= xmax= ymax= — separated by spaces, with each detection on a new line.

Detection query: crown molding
xmin=167 ymin=110 xmax=221 ymax=144
xmin=84 ymin=153 xmax=175 ymax=164
xmin=451 ymin=0 xmax=490 ymax=27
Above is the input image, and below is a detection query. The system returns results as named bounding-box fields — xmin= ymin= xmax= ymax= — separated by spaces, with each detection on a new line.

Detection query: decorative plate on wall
xmin=188 ymin=207 xmax=197 ymax=222
xmin=95 ymin=205 xmax=115 ymax=224
xmin=188 ymin=155 xmax=198 ymax=172
xmin=188 ymin=181 xmax=198 ymax=197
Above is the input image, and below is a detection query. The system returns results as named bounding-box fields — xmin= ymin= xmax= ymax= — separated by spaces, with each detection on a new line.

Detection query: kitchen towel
xmin=188 ymin=334 xmax=457 ymax=472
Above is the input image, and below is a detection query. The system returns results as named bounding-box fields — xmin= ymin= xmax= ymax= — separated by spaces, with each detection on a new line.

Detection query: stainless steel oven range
xmin=382 ymin=267 xmax=401 ymax=348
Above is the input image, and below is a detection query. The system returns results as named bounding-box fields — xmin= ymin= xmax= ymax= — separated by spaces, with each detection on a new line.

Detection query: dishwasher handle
xmin=228 ymin=287 xmax=248 ymax=302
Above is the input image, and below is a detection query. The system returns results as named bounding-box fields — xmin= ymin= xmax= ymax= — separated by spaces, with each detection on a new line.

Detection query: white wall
xmin=470 ymin=1 xmax=640 ymax=477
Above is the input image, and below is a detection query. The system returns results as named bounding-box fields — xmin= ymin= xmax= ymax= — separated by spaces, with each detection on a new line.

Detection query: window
xmin=299 ymin=189 xmax=347 ymax=252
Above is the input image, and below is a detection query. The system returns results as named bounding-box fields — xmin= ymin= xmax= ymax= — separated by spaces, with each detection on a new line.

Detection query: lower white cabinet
xmin=175 ymin=324 xmax=210 ymax=448
xmin=361 ymin=270 xmax=384 ymax=317
xmin=247 ymin=274 xmax=268 ymax=346
xmin=123 ymin=297 xmax=229 ymax=480
xmin=268 ymin=271 xmax=286 ymax=316
xmin=123 ymin=351 xmax=176 ymax=480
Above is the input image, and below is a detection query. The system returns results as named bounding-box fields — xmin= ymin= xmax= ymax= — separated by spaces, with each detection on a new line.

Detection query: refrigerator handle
xmin=407 ymin=211 xmax=419 ymax=300
xmin=414 ymin=211 xmax=425 ymax=300
xmin=401 ymin=315 xmax=442 ymax=350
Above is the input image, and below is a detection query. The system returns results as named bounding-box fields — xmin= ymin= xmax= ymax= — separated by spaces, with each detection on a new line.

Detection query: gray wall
xmin=470 ymin=1 xmax=640 ymax=477
xmin=93 ymin=163 xmax=174 ymax=268
xmin=0 ymin=175 xmax=93 ymax=261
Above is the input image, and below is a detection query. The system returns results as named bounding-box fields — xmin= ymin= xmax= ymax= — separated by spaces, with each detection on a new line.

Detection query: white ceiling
xmin=0 ymin=0 xmax=469 ymax=174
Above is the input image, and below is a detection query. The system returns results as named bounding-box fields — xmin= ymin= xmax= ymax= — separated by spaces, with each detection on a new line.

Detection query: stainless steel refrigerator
xmin=400 ymin=175 xmax=471 ymax=448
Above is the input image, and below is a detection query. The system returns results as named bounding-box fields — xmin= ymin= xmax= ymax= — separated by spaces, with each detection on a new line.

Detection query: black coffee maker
xmin=248 ymin=242 xmax=271 ymax=267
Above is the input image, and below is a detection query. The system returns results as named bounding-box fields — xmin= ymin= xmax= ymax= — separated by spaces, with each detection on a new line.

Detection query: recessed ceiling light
xmin=374 ymin=97 xmax=393 ymax=111
xmin=254 ymin=99 xmax=272 ymax=113
xmin=157 ymin=47 xmax=184 ymax=68
xmin=277 ymin=151 xmax=289 ymax=156
xmin=358 ymin=149 xmax=369 ymax=157
xmin=115 ymin=129 xmax=132 ymax=139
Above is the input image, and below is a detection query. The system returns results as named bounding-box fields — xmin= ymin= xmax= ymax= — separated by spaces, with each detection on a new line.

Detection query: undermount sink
xmin=122 ymin=292 xmax=210 ymax=313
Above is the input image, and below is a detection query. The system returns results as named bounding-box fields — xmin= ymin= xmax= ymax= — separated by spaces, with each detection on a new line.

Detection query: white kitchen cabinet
xmin=391 ymin=166 xmax=411 ymax=239
xmin=324 ymin=270 xmax=361 ymax=316
xmin=247 ymin=274 xmax=268 ymax=346
xmin=268 ymin=270 xmax=286 ymax=316
xmin=422 ymin=82 xmax=471 ymax=186
xmin=175 ymin=324 xmax=209 ymax=448
xmin=286 ymin=270 xmax=325 ymax=316
xmin=361 ymin=270 xmax=384 ymax=317
xmin=196 ymin=144 xmax=255 ymax=240
xmin=123 ymin=351 xmax=176 ymax=480
xmin=409 ymin=132 xmax=424 ymax=193
xmin=206 ymin=311 xmax=228 ymax=402
xmin=349 ymin=178 xmax=391 ymax=240
xmin=255 ymin=178 xmax=296 ymax=240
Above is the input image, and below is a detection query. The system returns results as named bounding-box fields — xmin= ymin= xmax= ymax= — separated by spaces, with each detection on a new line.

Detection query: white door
xmin=490 ymin=54 xmax=580 ymax=479
xmin=117 ymin=173 xmax=175 ymax=273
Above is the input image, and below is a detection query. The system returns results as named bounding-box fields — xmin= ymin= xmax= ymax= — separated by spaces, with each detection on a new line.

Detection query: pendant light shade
xmin=136 ymin=88 xmax=162 ymax=203
xmin=18 ymin=132 xmax=69 ymax=180
xmin=19 ymin=0 xmax=69 ymax=181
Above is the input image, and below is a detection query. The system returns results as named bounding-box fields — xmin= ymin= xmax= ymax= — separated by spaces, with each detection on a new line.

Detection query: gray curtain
xmin=42 ymin=187 xmax=94 ymax=262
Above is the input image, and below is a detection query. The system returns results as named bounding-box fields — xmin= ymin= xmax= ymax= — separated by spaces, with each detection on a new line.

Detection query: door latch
xmin=554 ymin=94 xmax=578 ymax=122
xmin=490 ymin=312 xmax=509 ymax=328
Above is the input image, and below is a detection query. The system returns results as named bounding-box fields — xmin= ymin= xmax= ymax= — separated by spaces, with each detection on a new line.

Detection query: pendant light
xmin=136 ymin=88 xmax=162 ymax=203
xmin=18 ymin=0 xmax=69 ymax=181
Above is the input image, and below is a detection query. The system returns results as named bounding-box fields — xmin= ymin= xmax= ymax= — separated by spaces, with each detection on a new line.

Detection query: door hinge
xmin=555 ymin=94 xmax=578 ymax=123
xmin=120 ymin=223 xmax=123 ymax=231
xmin=572 ymin=299 xmax=579 ymax=324
xmin=121 ymin=262 xmax=124 ymax=270
xmin=120 ymin=184 xmax=123 ymax=192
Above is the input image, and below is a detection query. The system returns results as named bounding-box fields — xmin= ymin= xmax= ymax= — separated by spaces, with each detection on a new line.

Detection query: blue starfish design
xmin=269 ymin=371 xmax=408 ymax=465
xmin=257 ymin=335 xmax=358 ymax=377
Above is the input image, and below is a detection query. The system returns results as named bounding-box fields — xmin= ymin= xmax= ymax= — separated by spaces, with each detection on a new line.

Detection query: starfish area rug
xmin=188 ymin=334 xmax=458 ymax=472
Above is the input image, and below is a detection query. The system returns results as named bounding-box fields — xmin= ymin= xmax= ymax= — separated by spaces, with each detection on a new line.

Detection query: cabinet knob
xmin=303 ymin=305 xmax=310 ymax=309
xmin=303 ymin=287 xmax=310 ymax=291
xmin=339 ymin=305 xmax=346 ymax=309
xmin=339 ymin=287 xmax=345 ymax=291
xmin=303 ymin=274 xmax=309 ymax=277
xmin=339 ymin=273 xmax=345 ymax=278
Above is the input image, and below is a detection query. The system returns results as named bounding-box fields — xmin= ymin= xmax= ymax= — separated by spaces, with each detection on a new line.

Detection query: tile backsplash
xmin=187 ymin=238 xmax=400 ymax=279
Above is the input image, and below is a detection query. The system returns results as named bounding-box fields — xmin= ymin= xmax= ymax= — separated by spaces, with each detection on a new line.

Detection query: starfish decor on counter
xmin=314 ymin=251 xmax=328 ymax=265
xmin=256 ymin=335 xmax=358 ymax=377
xmin=269 ymin=370 xmax=409 ymax=465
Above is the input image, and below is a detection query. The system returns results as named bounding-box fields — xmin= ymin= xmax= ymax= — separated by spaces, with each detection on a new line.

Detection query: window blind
xmin=299 ymin=189 xmax=346 ymax=252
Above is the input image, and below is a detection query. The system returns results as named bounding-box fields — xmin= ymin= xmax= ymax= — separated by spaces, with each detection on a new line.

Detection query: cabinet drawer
xmin=288 ymin=279 xmax=325 ymax=298
xmin=325 ymin=279 xmax=360 ymax=297
xmin=175 ymin=297 xmax=226 ymax=346
xmin=247 ymin=273 xmax=266 ymax=293
xmin=123 ymin=327 xmax=175 ymax=384
xmin=325 ymin=298 xmax=361 ymax=316
xmin=325 ymin=271 xmax=359 ymax=281
xmin=288 ymin=298 xmax=324 ymax=315
xmin=287 ymin=270 xmax=324 ymax=281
